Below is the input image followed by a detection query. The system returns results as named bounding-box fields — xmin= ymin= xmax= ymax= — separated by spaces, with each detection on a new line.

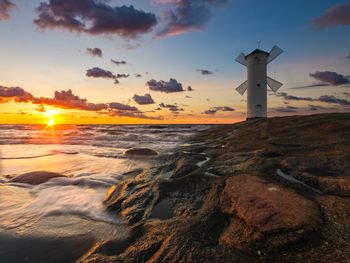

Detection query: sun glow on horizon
xmin=47 ymin=118 xmax=55 ymax=127
xmin=45 ymin=109 xmax=59 ymax=127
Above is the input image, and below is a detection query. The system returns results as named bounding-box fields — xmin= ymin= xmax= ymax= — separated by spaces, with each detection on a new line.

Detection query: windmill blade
xmin=236 ymin=80 xmax=248 ymax=95
xmin=267 ymin=45 xmax=283 ymax=64
xmin=235 ymin=52 xmax=247 ymax=67
xmin=267 ymin=76 xmax=283 ymax=93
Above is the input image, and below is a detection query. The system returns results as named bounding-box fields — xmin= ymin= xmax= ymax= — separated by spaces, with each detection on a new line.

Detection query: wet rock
xmin=219 ymin=175 xmax=322 ymax=250
xmin=10 ymin=171 xmax=66 ymax=185
xmin=87 ymin=113 xmax=350 ymax=262
xmin=104 ymin=180 xmax=155 ymax=224
xmin=151 ymin=198 xmax=174 ymax=220
xmin=124 ymin=148 xmax=158 ymax=157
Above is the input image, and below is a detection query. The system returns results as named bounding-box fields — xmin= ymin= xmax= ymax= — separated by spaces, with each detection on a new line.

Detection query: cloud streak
xmin=318 ymin=95 xmax=350 ymax=107
xmin=272 ymin=106 xmax=298 ymax=113
xmin=276 ymin=92 xmax=314 ymax=101
xmin=276 ymin=92 xmax=350 ymax=108
xmin=34 ymin=0 xmax=157 ymax=38
xmin=287 ymin=83 xmax=330 ymax=90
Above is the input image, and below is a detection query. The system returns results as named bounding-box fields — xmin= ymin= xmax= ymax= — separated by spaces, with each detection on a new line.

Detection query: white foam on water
xmin=0 ymin=184 xmax=122 ymax=229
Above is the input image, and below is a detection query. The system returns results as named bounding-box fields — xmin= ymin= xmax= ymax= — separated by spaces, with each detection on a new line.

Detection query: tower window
xmin=257 ymin=83 xmax=260 ymax=87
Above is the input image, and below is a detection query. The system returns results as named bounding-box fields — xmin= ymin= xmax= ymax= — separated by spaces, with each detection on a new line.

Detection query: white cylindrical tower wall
xmin=246 ymin=52 xmax=268 ymax=118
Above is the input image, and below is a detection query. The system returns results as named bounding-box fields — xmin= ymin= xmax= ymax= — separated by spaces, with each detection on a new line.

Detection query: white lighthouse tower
xmin=235 ymin=45 xmax=283 ymax=119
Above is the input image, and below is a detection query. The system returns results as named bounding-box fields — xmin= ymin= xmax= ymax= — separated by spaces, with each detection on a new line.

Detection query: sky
xmin=0 ymin=0 xmax=350 ymax=124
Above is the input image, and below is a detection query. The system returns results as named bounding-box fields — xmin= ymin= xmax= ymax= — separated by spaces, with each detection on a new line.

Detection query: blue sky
xmin=0 ymin=0 xmax=349 ymax=124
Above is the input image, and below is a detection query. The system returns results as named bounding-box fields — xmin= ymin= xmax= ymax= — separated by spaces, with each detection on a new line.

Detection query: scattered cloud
xmin=0 ymin=0 xmax=15 ymax=21
xmin=115 ymin=74 xmax=130 ymax=78
xmin=147 ymin=78 xmax=184 ymax=93
xmin=187 ymin=86 xmax=194 ymax=91
xmin=111 ymin=59 xmax=127 ymax=66
xmin=86 ymin=47 xmax=102 ymax=57
xmin=0 ymin=86 xmax=34 ymax=102
xmin=133 ymin=93 xmax=155 ymax=105
xmin=86 ymin=67 xmax=129 ymax=84
xmin=312 ymin=1 xmax=350 ymax=29
xmin=345 ymin=54 xmax=350 ymax=59
xmin=203 ymin=106 xmax=234 ymax=115
xmin=134 ymin=73 xmax=142 ymax=78
xmin=156 ymin=0 xmax=228 ymax=37
xmin=196 ymin=69 xmax=213 ymax=75
xmin=159 ymin=102 xmax=184 ymax=112
xmin=185 ymin=95 xmax=192 ymax=98
xmin=34 ymin=0 xmax=157 ymax=38
xmin=86 ymin=67 xmax=118 ymax=84
xmin=310 ymin=71 xmax=350 ymax=86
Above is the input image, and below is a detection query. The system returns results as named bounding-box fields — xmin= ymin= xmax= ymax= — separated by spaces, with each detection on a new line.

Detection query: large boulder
xmin=10 ymin=171 xmax=66 ymax=185
xmin=124 ymin=148 xmax=158 ymax=157
xmin=219 ymin=175 xmax=322 ymax=250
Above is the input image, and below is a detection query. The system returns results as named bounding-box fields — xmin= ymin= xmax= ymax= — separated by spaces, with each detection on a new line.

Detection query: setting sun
xmin=44 ymin=109 xmax=59 ymax=126
xmin=47 ymin=118 xmax=55 ymax=127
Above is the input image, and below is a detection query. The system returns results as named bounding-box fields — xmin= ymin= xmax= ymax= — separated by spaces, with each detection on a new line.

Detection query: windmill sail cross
xmin=267 ymin=45 xmax=283 ymax=64
xmin=235 ymin=53 xmax=247 ymax=66
xmin=234 ymin=45 xmax=283 ymax=119
xmin=267 ymin=76 xmax=283 ymax=93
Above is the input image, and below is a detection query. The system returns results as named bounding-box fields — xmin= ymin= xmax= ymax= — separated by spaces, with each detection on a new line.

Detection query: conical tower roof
xmin=245 ymin=49 xmax=269 ymax=59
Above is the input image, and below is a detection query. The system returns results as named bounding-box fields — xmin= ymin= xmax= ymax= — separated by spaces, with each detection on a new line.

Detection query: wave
xmin=0 ymin=153 xmax=58 ymax=160
xmin=0 ymin=183 xmax=122 ymax=229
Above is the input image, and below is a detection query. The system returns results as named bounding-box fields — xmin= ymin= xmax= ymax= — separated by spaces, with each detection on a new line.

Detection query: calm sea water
xmin=0 ymin=124 xmax=207 ymax=243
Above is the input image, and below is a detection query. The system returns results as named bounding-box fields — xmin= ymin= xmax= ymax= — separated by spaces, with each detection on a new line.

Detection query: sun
xmin=43 ymin=109 xmax=59 ymax=127
xmin=47 ymin=118 xmax=55 ymax=127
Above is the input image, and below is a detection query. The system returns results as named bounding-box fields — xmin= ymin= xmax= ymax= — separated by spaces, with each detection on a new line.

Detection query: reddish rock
xmin=219 ymin=175 xmax=322 ymax=250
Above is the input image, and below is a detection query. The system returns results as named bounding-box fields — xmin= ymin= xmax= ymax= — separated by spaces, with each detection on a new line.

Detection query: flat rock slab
xmin=124 ymin=148 xmax=158 ymax=157
xmin=10 ymin=171 xmax=66 ymax=185
xmin=219 ymin=175 xmax=322 ymax=250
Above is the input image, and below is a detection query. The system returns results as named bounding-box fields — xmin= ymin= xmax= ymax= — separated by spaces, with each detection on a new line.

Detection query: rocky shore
xmin=82 ymin=113 xmax=350 ymax=263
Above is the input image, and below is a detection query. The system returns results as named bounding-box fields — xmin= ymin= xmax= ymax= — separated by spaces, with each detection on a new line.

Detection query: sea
xmin=0 ymin=124 xmax=207 ymax=262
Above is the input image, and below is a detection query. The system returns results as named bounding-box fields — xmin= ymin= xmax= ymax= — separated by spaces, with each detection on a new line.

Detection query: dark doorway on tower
xmin=255 ymin=104 xmax=262 ymax=114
